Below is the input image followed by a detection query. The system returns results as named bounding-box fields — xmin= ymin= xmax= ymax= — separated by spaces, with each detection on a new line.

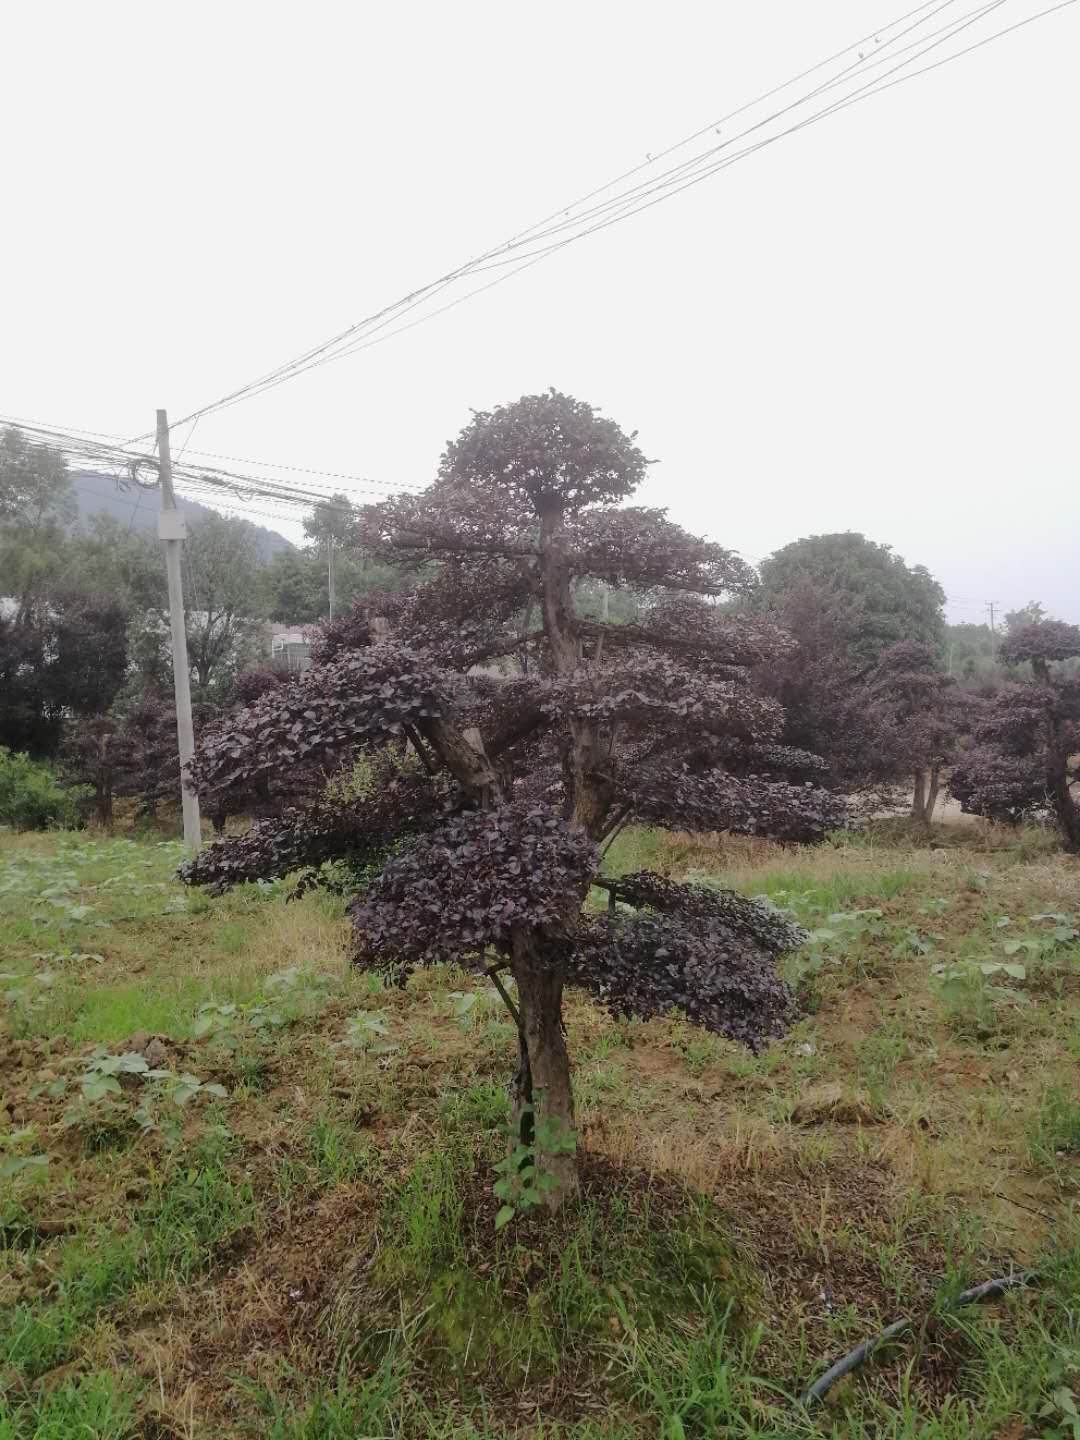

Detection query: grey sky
xmin=3 ymin=1 xmax=1077 ymax=625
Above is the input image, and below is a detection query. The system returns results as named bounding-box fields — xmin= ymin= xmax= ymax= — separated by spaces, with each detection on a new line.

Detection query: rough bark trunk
xmin=94 ymin=736 xmax=114 ymax=829
xmin=1038 ymin=670 xmax=1080 ymax=854
xmin=95 ymin=787 xmax=113 ymax=829
xmin=510 ymin=928 xmax=578 ymax=1209
xmin=925 ymin=764 xmax=942 ymax=823
xmin=1049 ymin=753 xmax=1080 ymax=854
xmin=911 ymin=768 xmax=927 ymax=824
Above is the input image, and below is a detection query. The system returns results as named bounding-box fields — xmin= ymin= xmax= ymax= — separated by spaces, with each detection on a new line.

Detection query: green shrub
xmin=0 ymin=748 xmax=89 ymax=831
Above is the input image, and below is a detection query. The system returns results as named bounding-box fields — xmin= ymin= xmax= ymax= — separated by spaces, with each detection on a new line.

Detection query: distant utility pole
xmin=987 ymin=601 xmax=998 ymax=661
xmin=328 ymin=536 xmax=335 ymax=621
xmin=156 ymin=409 xmax=202 ymax=850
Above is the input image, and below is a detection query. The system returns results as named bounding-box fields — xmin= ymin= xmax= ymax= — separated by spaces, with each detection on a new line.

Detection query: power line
xmin=0 ymin=415 xmax=412 ymax=519
xmin=135 ymin=0 xmax=1074 ymax=433
xmin=138 ymin=0 xmax=956 ymax=426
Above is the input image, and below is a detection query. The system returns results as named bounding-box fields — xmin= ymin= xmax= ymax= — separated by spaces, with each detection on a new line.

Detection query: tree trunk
xmin=1043 ymin=694 xmax=1080 ymax=855
xmin=911 ymin=768 xmax=927 ymax=825
xmin=95 ymin=737 xmax=114 ymax=829
xmin=1049 ymin=755 xmax=1080 ymax=854
xmin=95 ymin=786 xmax=113 ymax=829
xmin=925 ymin=764 xmax=942 ymax=823
xmin=510 ymin=928 xmax=578 ymax=1210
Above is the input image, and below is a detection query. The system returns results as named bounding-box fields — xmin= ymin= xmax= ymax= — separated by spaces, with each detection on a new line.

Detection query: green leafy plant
xmin=0 ymin=747 xmax=90 ymax=830
xmin=492 ymin=1102 xmax=577 ymax=1229
xmin=0 ymin=1126 xmax=49 ymax=1181
xmin=34 ymin=1048 xmax=228 ymax=1148
xmin=342 ymin=1009 xmax=399 ymax=1055
xmin=194 ymin=968 xmax=333 ymax=1050
xmin=1039 ymin=1384 xmax=1080 ymax=1439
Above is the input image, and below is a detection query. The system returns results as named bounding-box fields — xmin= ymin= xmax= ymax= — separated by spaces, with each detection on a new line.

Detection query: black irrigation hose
xmin=800 ymin=1270 xmax=1039 ymax=1408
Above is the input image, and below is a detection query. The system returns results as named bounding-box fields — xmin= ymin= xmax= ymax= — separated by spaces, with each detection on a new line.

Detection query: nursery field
xmin=1 ymin=823 xmax=1080 ymax=1439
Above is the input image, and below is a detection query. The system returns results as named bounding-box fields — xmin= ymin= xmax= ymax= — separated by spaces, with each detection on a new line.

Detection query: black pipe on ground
xmin=800 ymin=1270 xmax=1039 ymax=1408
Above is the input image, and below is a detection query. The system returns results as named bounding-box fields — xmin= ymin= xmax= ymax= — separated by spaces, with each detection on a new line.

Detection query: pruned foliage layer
xmin=349 ymin=805 xmax=598 ymax=970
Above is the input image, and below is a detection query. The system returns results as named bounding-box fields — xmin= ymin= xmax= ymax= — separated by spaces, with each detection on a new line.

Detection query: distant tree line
xmin=3 ymin=420 xmax=1076 ymax=850
xmin=0 ymin=426 xmax=416 ymax=825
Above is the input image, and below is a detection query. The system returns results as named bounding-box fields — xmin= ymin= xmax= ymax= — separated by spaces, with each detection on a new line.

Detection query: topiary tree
xmin=950 ymin=621 xmax=1080 ymax=852
xmin=180 ymin=391 xmax=842 ymax=1205
xmin=856 ymin=640 xmax=959 ymax=826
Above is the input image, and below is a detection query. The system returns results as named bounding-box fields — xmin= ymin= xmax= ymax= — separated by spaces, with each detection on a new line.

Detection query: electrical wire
xmin=0 ymin=415 xmax=410 ymax=521
xmin=118 ymin=1 xmax=965 ymax=430
xmin=137 ymin=0 xmax=1074 ymax=430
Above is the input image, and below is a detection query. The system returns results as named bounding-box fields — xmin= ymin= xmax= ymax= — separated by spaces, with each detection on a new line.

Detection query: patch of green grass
xmin=575 ymin=1061 xmax=631 ymax=1110
xmin=739 ymin=866 xmax=912 ymax=912
xmin=57 ymin=980 xmax=204 ymax=1044
xmin=357 ymin=1147 xmax=751 ymax=1392
xmin=143 ymin=1131 xmax=258 ymax=1284
xmin=1030 ymin=1084 xmax=1080 ymax=1175
xmin=0 ymin=1229 xmax=143 ymax=1379
xmin=667 ymin=1014 xmax=725 ymax=1077
xmin=855 ymin=1020 xmax=910 ymax=1106
xmin=214 ymin=919 xmax=255 ymax=956
xmin=0 ymin=1369 xmax=140 ymax=1440
xmin=308 ymin=1114 xmax=379 ymax=1188
xmin=438 ymin=1080 xmax=510 ymax=1137
xmin=253 ymin=1359 xmax=401 ymax=1440
xmin=601 ymin=825 xmax=668 ymax=878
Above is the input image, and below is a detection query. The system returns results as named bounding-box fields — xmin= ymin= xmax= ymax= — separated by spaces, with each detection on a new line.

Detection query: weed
xmin=493 ymin=1105 xmax=577 ymax=1228
xmin=667 ymin=1013 xmax=725 ymax=1076
xmin=439 ymin=1081 xmax=510 ymax=1138
xmin=308 ymin=1114 xmax=379 ymax=1187
xmin=0 ymin=1369 xmax=139 ymax=1438
xmin=1030 ymin=1086 xmax=1080 ymax=1178
xmin=143 ymin=1131 xmax=257 ymax=1282
xmin=254 ymin=1358 xmax=400 ymax=1439
xmin=856 ymin=1020 xmax=910 ymax=1105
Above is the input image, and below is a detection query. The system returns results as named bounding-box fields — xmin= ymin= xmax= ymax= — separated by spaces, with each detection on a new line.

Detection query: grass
xmin=1 ymin=819 xmax=1080 ymax=1436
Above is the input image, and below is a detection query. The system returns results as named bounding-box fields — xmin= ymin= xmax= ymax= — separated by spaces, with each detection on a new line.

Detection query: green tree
xmin=0 ymin=427 xmax=77 ymax=618
xmin=66 ymin=515 xmax=167 ymax=613
xmin=946 ymin=621 xmax=995 ymax=680
xmin=258 ymin=549 xmax=327 ymax=623
xmin=184 ymin=514 xmax=266 ymax=701
xmin=756 ymin=532 xmax=945 ymax=668
xmin=1005 ymin=600 xmax=1050 ymax=633
xmin=752 ymin=533 xmax=946 ymax=790
xmin=0 ymin=426 xmax=74 ymax=529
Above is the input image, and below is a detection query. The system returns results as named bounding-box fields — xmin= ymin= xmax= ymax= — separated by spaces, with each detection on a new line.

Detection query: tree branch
xmin=485 ymin=962 xmax=522 ymax=1031
xmin=402 ymin=723 xmax=437 ymax=776
xmin=600 ymin=807 xmax=634 ymax=855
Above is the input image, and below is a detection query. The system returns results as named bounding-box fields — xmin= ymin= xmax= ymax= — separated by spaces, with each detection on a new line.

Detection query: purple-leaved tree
xmin=950 ymin=620 xmax=1080 ymax=852
xmin=180 ymin=392 xmax=842 ymax=1205
xmin=856 ymin=640 xmax=960 ymax=826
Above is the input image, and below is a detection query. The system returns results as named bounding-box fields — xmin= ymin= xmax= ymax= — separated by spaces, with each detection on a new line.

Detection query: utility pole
xmin=987 ymin=601 xmax=998 ymax=662
xmin=156 ymin=409 xmax=202 ymax=850
xmin=328 ymin=535 xmax=335 ymax=621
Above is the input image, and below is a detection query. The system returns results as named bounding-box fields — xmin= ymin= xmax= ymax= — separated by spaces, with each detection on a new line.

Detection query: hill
xmin=69 ymin=469 xmax=294 ymax=562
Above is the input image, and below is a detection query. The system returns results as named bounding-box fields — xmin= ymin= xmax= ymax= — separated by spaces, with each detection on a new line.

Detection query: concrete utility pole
xmin=156 ymin=409 xmax=202 ymax=850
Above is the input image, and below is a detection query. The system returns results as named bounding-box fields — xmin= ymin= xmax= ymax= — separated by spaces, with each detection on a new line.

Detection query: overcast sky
xmin=3 ymin=0 xmax=1077 ymax=625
